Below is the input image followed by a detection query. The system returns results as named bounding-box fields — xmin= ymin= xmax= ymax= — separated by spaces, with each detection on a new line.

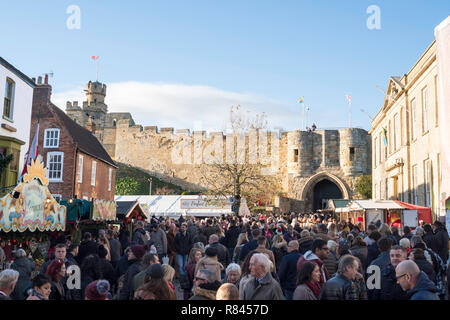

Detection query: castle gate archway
xmin=300 ymin=172 xmax=350 ymax=213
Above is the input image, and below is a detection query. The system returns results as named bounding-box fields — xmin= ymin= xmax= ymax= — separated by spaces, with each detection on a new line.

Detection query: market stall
xmin=115 ymin=200 xmax=148 ymax=244
xmin=0 ymin=158 xmax=66 ymax=270
xmin=340 ymin=200 xmax=404 ymax=231
xmin=114 ymin=195 xmax=233 ymax=219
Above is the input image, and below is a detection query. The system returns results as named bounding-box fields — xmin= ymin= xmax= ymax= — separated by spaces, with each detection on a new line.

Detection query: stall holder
xmin=0 ymin=159 xmax=66 ymax=269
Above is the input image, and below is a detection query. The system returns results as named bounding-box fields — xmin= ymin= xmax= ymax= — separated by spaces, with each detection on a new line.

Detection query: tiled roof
xmin=50 ymin=103 xmax=117 ymax=168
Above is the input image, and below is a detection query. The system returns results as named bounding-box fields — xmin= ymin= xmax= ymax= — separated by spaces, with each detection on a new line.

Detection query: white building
xmin=0 ymin=57 xmax=35 ymax=190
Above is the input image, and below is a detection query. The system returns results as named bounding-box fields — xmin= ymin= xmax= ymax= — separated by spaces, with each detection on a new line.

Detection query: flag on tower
xmin=298 ymin=97 xmax=304 ymax=103
xmin=91 ymin=56 xmax=99 ymax=60
xmin=346 ymin=94 xmax=351 ymax=103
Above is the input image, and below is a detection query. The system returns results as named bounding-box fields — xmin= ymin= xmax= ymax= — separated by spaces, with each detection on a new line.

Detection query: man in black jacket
xmin=431 ymin=221 xmax=449 ymax=263
xmin=208 ymin=234 xmax=230 ymax=274
xmin=132 ymin=221 xmax=149 ymax=246
xmin=239 ymin=228 xmax=261 ymax=262
xmin=174 ymin=223 xmax=193 ymax=277
xmin=222 ymin=219 xmax=241 ymax=258
xmin=278 ymin=240 xmax=301 ymax=300
xmin=376 ymin=245 xmax=408 ymax=300
xmin=77 ymin=232 xmax=99 ymax=265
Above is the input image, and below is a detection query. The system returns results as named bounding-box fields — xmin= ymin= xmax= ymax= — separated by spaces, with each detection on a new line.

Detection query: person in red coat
xmin=297 ymin=239 xmax=330 ymax=285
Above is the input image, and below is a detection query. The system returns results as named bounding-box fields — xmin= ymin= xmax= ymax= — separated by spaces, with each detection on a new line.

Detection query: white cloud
xmin=52 ymin=81 xmax=300 ymax=133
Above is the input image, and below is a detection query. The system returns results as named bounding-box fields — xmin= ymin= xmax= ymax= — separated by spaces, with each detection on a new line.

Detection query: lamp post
xmin=148 ymin=178 xmax=152 ymax=195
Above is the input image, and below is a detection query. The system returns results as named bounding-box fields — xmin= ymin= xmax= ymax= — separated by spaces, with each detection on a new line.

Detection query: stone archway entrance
xmin=313 ymin=179 xmax=343 ymax=211
xmin=299 ymin=171 xmax=350 ymax=213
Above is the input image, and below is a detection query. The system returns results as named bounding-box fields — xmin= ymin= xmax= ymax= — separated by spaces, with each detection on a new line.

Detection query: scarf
xmin=305 ymin=280 xmax=322 ymax=298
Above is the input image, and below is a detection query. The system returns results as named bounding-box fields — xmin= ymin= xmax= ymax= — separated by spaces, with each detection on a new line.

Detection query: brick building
xmin=29 ymin=76 xmax=117 ymax=202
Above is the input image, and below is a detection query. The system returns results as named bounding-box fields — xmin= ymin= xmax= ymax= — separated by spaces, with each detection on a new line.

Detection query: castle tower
xmin=84 ymin=81 xmax=107 ymax=112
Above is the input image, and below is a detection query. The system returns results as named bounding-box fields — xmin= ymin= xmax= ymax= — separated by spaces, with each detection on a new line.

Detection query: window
xmin=385 ymin=178 xmax=388 ymax=200
xmin=388 ymin=120 xmax=392 ymax=154
xmin=52 ymin=194 xmax=62 ymax=202
xmin=435 ymin=75 xmax=439 ymax=127
xmin=422 ymin=87 xmax=429 ymax=133
xmin=108 ymin=167 xmax=112 ymax=191
xmin=374 ymin=137 xmax=378 ymax=167
xmin=349 ymin=147 xmax=355 ymax=161
xmin=91 ymin=161 xmax=97 ymax=186
xmin=424 ymin=159 xmax=431 ymax=207
xmin=77 ymin=155 xmax=84 ymax=183
xmin=379 ymin=132 xmax=383 ymax=163
xmin=44 ymin=129 xmax=60 ymax=148
xmin=411 ymin=99 xmax=416 ymax=141
xmin=293 ymin=149 xmax=299 ymax=162
xmin=412 ymin=165 xmax=418 ymax=205
xmin=3 ymin=78 xmax=15 ymax=120
xmin=47 ymin=152 xmax=64 ymax=182
xmin=394 ymin=113 xmax=399 ymax=151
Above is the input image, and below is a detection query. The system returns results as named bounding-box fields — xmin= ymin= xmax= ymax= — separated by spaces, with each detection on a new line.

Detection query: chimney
xmin=44 ymin=74 xmax=48 ymax=84
xmin=32 ymin=77 xmax=36 ymax=83
xmin=85 ymin=116 xmax=96 ymax=134
xmin=37 ymin=76 xmax=42 ymax=85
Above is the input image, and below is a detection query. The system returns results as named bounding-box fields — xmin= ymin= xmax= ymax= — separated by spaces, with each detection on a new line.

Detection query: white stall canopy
xmin=114 ymin=195 xmax=233 ymax=219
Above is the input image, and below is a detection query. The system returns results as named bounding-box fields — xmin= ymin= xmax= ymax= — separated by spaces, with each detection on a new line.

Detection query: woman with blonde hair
xmin=270 ymin=233 xmax=288 ymax=271
xmin=183 ymin=247 xmax=204 ymax=300
xmin=232 ymin=232 xmax=248 ymax=264
xmin=162 ymin=264 xmax=176 ymax=291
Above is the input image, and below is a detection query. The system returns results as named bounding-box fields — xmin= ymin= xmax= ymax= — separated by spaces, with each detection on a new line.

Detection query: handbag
xmin=179 ymin=273 xmax=191 ymax=290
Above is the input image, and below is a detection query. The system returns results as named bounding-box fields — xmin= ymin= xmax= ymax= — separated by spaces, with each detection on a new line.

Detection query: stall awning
xmin=348 ymin=200 xmax=404 ymax=211
xmin=395 ymin=200 xmax=433 ymax=224
xmin=114 ymin=195 xmax=232 ymax=219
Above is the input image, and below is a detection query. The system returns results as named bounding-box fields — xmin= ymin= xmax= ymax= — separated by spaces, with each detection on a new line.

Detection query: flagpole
xmin=301 ymin=102 xmax=305 ymax=131
xmin=349 ymin=99 xmax=352 ymax=128
xmin=96 ymin=59 xmax=99 ymax=82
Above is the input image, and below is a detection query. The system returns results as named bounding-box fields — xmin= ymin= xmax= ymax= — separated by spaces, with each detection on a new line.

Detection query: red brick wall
xmin=30 ymin=84 xmax=76 ymax=200
xmin=74 ymin=151 xmax=116 ymax=201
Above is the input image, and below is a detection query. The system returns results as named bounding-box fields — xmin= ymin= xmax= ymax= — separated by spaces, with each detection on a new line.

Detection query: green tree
xmin=354 ymin=175 xmax=372 ymax=199
xmin=115 ymin=177 xmax=141 ymax=195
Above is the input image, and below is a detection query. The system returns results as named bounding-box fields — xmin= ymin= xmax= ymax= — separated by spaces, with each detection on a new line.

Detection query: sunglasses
xmin=195 ymin=277 xmax=206 ymax=281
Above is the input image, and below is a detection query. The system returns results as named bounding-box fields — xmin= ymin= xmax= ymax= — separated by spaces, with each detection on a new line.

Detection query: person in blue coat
xmin=278 ymin=240 xmax=302 ymax=300
xmin=395 ymin=260 xmax=439 ymax=300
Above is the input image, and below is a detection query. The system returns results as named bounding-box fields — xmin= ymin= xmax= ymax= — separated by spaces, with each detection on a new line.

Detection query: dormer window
xmin=44 ymin=128 xmax=60 ymax=148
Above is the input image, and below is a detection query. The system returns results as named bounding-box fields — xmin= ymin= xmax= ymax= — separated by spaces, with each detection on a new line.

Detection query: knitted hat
xmin=338 ymin=239 xmax=351 ymax=251
xmin=85 ymin=280 xmax=110 ymax=300
xmin=130 ymin=245 xmax=146 ymax=259
xmin=144 ymin=263 xmax=164 ymax=279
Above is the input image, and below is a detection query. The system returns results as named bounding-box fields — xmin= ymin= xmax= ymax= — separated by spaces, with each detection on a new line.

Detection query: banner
xmin=92 ymin=199 xmax=117 ymax=221
xmin=0 ymin=159 xmax=66 ymax=232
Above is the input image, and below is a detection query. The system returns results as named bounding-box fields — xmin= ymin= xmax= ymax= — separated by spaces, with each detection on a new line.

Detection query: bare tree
xmin=199 ymin=105 xmax=281 ymax=214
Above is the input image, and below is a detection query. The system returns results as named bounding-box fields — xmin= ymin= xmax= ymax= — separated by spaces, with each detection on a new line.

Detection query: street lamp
xmin=148 ymin=178 xmax=152 ymax=195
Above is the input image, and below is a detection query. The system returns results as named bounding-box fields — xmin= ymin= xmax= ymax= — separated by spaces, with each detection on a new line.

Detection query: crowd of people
xmin=0 ymin=212 xmax=449 ymax=300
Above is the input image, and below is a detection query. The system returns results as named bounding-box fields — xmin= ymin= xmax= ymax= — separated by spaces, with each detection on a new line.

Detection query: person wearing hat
xmin=195 ymin=247 xmax=224 ymax=282
xmin=134 ymin=263 xmax=177 ymax=300
xmin=119 ymin=244 xmax=146 ymax=300
xmin=85 ymin=280 xmax=110 ymax=300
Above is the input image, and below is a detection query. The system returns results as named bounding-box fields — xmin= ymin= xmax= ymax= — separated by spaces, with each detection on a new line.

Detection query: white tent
xmin=114 ymin=195 xmax=233 ymax=219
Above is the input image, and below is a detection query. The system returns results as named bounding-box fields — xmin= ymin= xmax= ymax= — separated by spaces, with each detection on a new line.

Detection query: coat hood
xmin=407 ymin=271 xmax=438 ymax=297
xmin=303 ymin=250 xmax=320 ymax=261
xmin=193 ymin=286 xmax=217 ymax=300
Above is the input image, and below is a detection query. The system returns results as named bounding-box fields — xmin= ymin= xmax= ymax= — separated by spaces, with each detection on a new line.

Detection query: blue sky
xmin=1 ymin=1 xmax=449 ymax=132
